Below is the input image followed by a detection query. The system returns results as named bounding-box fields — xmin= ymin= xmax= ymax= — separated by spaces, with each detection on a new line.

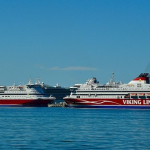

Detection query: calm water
xmin=0 ymin=108 xmax=150 ymax=150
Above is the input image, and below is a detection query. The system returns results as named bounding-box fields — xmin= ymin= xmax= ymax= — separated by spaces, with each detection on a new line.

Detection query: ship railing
xmin=78 ymin=87 xmax=150 ymax=91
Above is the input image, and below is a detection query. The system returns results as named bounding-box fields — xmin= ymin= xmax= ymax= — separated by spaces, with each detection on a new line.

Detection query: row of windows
xmin=1 ymin=95 xmax=43 ymax=98
xmin=6 ymin=91 xmax=39 ymax=93
xmin=77 ymin=88 xmax=150 ymax=91
xmin=76 ymin=95 xmax=150 ymax=99
xmin=131 ymin=96 xmax=150 ymax=99
xmin=76 ymin=95 xmax=121 ymax=98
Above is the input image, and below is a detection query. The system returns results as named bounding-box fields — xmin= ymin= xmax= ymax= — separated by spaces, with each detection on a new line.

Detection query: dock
xmin=48 ymin=102 xmax=68 ymax=107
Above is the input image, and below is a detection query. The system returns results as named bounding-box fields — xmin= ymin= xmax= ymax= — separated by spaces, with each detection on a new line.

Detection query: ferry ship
xmin=43 ymin=84 xmax=70 ymax=100
xmin=63 ymin=73 xmax=150 ymax=109
xmin=0 ymin=79 xmax=55 ymax=107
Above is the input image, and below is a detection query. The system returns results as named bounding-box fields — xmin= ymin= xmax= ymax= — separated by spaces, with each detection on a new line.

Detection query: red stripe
xmin=133 ymin=77 xmax=146 ymax=81
xmin=0 ymin=99 xmax=54 ymax=106
xmin=64 ymin=98 xmax=150 ymax=106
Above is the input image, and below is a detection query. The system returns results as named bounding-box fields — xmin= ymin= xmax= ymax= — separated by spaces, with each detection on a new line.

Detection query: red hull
xmin=64 ymin=98 xmax=150 ymax=109
xmin=0 ymin=99 xmax=54 ymax=107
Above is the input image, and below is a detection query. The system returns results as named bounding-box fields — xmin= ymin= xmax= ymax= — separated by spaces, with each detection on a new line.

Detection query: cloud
xmin=49 ymin=66 xmax=98 ymax=71
xmin=35 ymin=65 xmax=98 ymax=71
xmin=49 ymin=67 xmax=60 ymax=70
xmin=60 ymin=67 xmax=98 ymax=71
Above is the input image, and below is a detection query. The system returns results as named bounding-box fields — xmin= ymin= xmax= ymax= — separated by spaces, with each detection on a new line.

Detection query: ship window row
xmin=130 ymin=96 xmax=150 ymax=99
xmin=1 ymin=95 xmax=43 ymax=97
xmin=75 ymin=95 xmax=150 ymax=99
xmin=76 ymin=95 xmax=122 ymax=98
xmin=2 ymin=96 xmax=26 ymax=97
xmin=78 ymin=88 xmax=150 ymax=91
xmin=72 ymin=93 xmax=124 ymax=97
xmin=6 ymin=91 xmax=39 ymax=93
xmin=2 ymin=96 xmax=10 ymax=97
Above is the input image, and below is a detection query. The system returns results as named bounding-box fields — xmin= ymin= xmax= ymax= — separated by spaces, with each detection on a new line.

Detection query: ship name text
xmin=123 ymin=100 xmax=150 ymax=105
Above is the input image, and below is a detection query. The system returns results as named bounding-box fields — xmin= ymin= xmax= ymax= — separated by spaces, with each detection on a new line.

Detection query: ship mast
xmin=109 ymin=72 xmax=114 ymax=85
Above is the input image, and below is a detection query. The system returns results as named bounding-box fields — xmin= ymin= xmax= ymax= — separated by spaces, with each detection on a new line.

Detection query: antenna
xmin=13 ymin=81 xmax=16 ymax=86
xmin=36 ymin=78 xmax=40 ymax=84
xmin=109 ymin=72 xmax=115 ymax=85
xmin=28 ymin=77 xmax=33 ymax=85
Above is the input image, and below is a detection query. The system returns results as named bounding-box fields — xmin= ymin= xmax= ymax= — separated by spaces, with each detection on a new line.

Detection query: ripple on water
xmin=0 ymin=108 xmax=150 ymax=149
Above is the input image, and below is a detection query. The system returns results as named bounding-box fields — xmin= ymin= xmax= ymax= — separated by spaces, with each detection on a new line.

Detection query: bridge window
xmin=131 ymin=96 xmax=138 ymax=99
xmin=137 ymin=84 xmax=141 ymax=87
xmin=139 ymin=96 xmax=146 ymax=99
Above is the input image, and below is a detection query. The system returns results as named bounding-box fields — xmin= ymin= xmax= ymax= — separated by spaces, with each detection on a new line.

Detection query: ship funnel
xmin=128 ymin=73 xmax=150 ymax=84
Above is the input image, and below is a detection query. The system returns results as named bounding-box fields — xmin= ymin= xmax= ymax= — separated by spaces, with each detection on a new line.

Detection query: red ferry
xmin=0 ymin=79 xmax=55 ymax=107
xmin=64 ymin=73 xmax=150 ymax=109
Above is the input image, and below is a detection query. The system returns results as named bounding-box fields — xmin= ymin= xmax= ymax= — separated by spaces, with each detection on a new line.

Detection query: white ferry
xmin=0 ymin=79 xmax=55 ymax=107
xmin=64 ymin=73 xmax=150 ymax=109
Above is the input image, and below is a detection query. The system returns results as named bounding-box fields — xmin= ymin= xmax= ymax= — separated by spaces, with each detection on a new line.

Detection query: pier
xmin=48 ymin=102 xmax=68 ymax=107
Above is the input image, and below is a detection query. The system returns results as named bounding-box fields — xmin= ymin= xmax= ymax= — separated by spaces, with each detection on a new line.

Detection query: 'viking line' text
xmin=123 ymin=100 xmax=141 ymax=105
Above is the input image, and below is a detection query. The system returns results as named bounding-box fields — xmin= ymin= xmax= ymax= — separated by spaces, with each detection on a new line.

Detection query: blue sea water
xmin=0 ymin=108 xmax=150 ymax=150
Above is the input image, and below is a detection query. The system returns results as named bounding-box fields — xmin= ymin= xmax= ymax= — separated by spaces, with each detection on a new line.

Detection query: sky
xmin=0 ymin=0 xmax=150 ymax=87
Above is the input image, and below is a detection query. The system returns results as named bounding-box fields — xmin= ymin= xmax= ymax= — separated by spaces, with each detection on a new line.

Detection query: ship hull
xmin=64 ymin=98 xmax=150 ymax=109
xmin=0 ymin=99 xmax=55 ymax=107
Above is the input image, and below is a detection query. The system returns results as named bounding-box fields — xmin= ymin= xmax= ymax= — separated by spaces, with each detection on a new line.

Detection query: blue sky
xmin=0 ymin=0 xmax=150 ymax=86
